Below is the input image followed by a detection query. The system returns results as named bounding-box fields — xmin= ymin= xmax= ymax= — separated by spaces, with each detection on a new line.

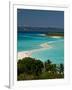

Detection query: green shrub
xmin=17 ymin=57 xmax=44 ymax=76
xmin=17 ymin=58 xmax=64 ymax=80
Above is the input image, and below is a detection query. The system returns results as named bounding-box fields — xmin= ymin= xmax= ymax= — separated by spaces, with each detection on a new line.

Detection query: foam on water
xmin=17 ymin=32 xmax=64 ymax=64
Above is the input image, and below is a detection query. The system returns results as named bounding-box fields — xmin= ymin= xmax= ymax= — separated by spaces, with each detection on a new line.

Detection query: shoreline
xmin=49 ymin=36 xmax=63 ymax=38
xmin=18 ymin=43 xmax=52 ymax=60
xmin=45 ymin=33 xmax=64 ymax=37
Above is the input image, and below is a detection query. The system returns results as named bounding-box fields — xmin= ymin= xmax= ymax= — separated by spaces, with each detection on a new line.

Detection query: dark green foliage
xmin=45 ymin=60 xmax=57 ymax=73
xmin=46 ymin=59 xmax=52 ymax=64
xmin=17 ymin=57 xmax=64 ymax=80
xmin=40 ymin=71 xmax=64 ymax=79
xmin=17 ymin=57 xmax=44 ymax=76
xmin=59 ymin=63 xmax=64 ymax=73
xmin=17 ymin=73 xmax=35 ymax=80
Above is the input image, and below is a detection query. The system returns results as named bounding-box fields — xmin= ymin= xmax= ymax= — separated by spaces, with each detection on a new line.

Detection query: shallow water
xmin=17 ymin=32 xmax=64 ymax=64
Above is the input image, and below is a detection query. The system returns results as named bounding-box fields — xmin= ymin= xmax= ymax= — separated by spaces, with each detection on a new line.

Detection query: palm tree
xmin=45 ymin=60 xmax=57 ymax=74
xmin=59 ymin=63 xmax=64 ymax=74
xmin=47 ymin=59 xmax=52 ymax=64
xmin=45 ymin=59 xmax=52 ymax=72
xmin=51 ymin=64 xmax=57 ymax=73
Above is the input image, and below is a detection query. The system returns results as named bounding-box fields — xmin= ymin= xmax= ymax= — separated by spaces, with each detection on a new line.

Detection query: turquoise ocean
xmin=17 ymin=32 xmax=64 ymax=64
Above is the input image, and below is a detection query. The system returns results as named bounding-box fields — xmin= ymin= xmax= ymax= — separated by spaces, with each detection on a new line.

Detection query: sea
xmin=17 ymin=32 xmax=64 ymax=64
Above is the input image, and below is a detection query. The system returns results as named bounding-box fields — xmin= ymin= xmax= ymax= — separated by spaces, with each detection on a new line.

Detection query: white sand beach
xmin=18 ymin=43 xmax=52 ymax=60
xmin=50 ymin=36 xmax=62 ymax=38
xmin=40 ymin=43 xmax=51 ymax=48
xmin=18 ymin=51 xmax=32 ymax=60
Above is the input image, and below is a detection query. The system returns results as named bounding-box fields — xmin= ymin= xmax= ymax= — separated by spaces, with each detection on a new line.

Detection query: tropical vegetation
xmin=17 ymin=57 xmax=64 ymax=80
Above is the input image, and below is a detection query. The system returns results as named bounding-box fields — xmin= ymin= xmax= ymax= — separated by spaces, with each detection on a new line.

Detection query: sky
xmin=17 ymin=9 xmax=64 ymax=28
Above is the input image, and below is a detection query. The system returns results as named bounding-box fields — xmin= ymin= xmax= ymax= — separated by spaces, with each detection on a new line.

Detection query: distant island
xmin=45 ymin=33 xmax=64 ymax=37
xmin=17 ymin=26 xmax=64 ymax=37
